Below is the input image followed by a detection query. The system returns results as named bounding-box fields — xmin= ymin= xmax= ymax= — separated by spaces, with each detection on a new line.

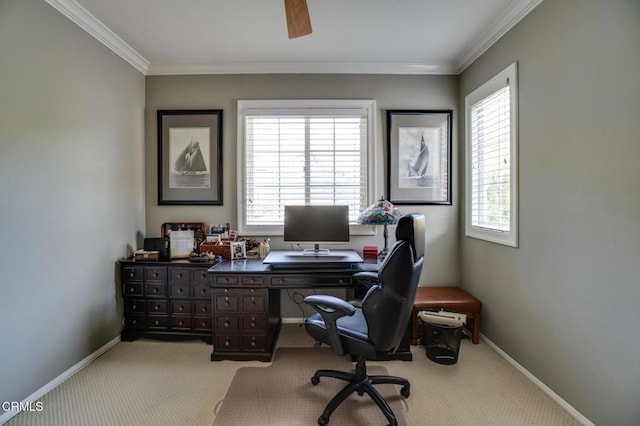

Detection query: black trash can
xmin=419 ymin=310 xmax=466 ymax=365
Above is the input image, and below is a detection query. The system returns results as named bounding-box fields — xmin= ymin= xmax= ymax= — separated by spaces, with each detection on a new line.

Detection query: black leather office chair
xmin=304 ymin=213 xmax=425 ymax=426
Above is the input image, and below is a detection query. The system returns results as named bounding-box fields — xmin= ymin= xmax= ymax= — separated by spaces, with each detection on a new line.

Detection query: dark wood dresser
xmin=119 ymin=259 xmax=216 ymax=344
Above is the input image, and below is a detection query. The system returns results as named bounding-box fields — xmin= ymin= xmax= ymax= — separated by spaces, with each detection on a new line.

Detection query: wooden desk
xmin=208 ymin=259 xmax=411 ymax=362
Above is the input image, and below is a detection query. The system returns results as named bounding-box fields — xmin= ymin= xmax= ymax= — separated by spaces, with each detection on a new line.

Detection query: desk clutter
xmin=135 ymin=222 xmax=267 ymax=262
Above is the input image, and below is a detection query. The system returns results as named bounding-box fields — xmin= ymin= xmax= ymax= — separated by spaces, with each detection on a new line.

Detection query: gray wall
xmin=458 ymin=0 xmax=640 ymax=424
xmin=0 ymin=0 xmax=145 ymax=413
xmin=145 ymin=74 xmax=459 ymax=318
xmin=145 ymin=74 xmax=461 ymax=295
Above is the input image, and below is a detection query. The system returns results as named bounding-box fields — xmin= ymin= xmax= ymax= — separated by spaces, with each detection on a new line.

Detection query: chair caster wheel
xmin=318 ymin=415 xmax=329 ymax=425
xmin=311 ymin=376 xmax=320 ymax=385
xmin=400 ymin=386 xmax=410 ymax=398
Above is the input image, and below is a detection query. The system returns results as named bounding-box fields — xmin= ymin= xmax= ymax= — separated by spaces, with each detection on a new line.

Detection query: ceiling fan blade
xmin=284 ymin=0 xmax=312 ymax=39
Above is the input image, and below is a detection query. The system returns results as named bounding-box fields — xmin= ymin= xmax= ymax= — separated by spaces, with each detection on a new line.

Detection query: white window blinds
xmin=238 ymin=100 xmax=375 ymax=234
xmin=465 ymin=62 xmax=518 ymax=247
xmin=470 ymin=84 xmax=511 ymax=231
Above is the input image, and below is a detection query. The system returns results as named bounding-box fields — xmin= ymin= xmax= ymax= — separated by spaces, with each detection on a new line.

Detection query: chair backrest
xmin=361 ymin=213 xmax=425 ymax=352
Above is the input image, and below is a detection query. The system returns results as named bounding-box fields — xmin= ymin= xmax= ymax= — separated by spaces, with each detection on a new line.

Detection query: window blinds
xmin=244 ymin=112 xmax=368 ymax=226
xmin=469 ymin=83 xmax=511 ymax=231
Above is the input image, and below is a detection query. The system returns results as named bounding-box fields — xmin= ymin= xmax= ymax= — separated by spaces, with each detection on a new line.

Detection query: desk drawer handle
xmin=224 ymin=339 xmax=230 ymax=347
xmin=178 ymin=320 xmax=184 ymax=326
xmin=201 ymin=289 xmax=207 ymax=294
xmin=153 ymin=272 xmax=158 ymax=278
xmin=338 ymin=279 xmax=344 ymax=284
xmin=153 ymin=288 xmax=158 ymax=293
xmin=224 ymin=320 xmax=230 ymax=327
xmin=178 ymin=288 xmax=183 ymax=293
xmin=201 ymin=306 xmax=207 ymax=312
xmin=201 ymin=321 xmax=207 ymax=327
xmin=177 ymin=273 xmax=183 ymax=278
xmin=250 ymin=321 xmax=256 ymax=328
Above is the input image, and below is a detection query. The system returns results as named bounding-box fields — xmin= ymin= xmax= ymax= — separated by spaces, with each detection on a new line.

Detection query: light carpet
xmin=4 ymin=324 xmax=580 ymax=426
xmin=213 ymin=347 xmax=408 ymax=426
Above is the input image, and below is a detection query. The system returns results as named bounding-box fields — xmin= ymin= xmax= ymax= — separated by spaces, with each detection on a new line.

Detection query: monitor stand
xmin=302 ymin=244 xmax=330 ymax=256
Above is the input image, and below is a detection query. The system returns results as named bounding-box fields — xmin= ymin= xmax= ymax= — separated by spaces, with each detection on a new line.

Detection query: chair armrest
xmin=352 ymin=271 xmax=379 ymax=282
xmin=304 ymin=295 xmax=355 ymax=355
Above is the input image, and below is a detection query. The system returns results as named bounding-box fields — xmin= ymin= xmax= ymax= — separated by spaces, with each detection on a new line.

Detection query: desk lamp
xmin=358 ymin=197 xmax=403 ymax=259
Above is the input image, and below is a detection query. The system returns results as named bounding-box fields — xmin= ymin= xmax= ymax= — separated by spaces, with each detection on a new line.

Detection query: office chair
xmin=304 ymin=213 xmax=425 ymax=426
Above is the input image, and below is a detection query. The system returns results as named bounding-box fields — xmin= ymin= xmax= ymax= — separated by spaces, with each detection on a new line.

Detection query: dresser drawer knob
xmin=202 ymin=321 xmax=207 ymax=327
xmin=224 ymin=320 xmax=230 ymax=327
xmin=201 ymin=306 xmax=207 ymax=312
xmin=251 ymin=339 xmax=256 ymax=347
xmin=154 ymin=320 xmax=160 ymax=326
xmin=132 ymin=319 xmax=137 ymax=325
xmin=201 ymin=289 xmax=207 ymax=294
xmin=250 ymin=321 xmax=256 ymax=327
xmin=154 ymin=305 xmax=159 ymax=311
xmin=224 ymin=339 xmax=230 ymax=347
xmin=179 ymin=306 xmax=184 ymax=311
xmin=153 ymin=272 xmax=158 ymax=278
xmin=178 ymin=321 xmax=184 ymax=326
xmin=129 ymin=272 xmax=135 ymax=278
xmin=178 ymin=288 xmax=183 ymax=293
xmin=132 ymin=304 xmax=137 ymax=310
xmin=129 ymin=287 xmax=135 ymax=293
xmin=153 ymin=288 xmax=158 ymax=293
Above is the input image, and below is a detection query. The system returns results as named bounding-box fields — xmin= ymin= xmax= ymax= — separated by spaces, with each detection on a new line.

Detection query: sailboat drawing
xmin=173 ymin=137 xmax=208 ymax=175
xmin=408 ymin=134 xmax=429 ymax=177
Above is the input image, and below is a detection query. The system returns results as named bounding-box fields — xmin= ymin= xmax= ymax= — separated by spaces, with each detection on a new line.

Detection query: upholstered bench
xmin=412 ymin=286 xmax=482 ymax=345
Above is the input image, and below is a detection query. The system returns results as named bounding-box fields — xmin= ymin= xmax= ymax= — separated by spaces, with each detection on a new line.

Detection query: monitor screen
xmin=283 ymin=205 xmax=350 ymax=246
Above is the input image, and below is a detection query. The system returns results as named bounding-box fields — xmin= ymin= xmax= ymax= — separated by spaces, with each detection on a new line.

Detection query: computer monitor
xmin=283 ymin=205 xmax=350 ymax=255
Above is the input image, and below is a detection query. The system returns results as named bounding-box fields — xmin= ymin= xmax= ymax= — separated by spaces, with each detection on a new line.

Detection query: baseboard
xmin=479 ymin=333 xmax=594 ymax=426
xmin=0 ymin=335 xmax=121 ymax=425
xmin=282 ymin=317 xmax=305 ymax=324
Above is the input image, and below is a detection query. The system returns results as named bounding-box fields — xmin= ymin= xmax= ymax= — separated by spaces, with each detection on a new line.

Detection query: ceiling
xmin=45 ymin=0 xmax=543 ymax=75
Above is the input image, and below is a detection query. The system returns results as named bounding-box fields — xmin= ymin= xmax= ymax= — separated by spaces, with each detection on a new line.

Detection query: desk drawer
xmin=215 ymin=275 xmax=238 ymax=286
xmin=242 ymin=315 xmax=266 ymax=333
xmin=241 ymin=275 xmax=264 ymax=287
xmin=216 ymin=334 xmax=241 ymax=352
xmin=215 ymin=315 xmax=240 ymax=333
xmin=215 ymin=294 xmax=239 ymax=312
xmin=146 ymin=283 xmax=167 ymax=298
xmin=269 ymin=274 xmax=351 ymax=287
xmin=171 ymin=300 xmax=192 ymax=315
xmin=145 ymin=267 xmax=166 ymax=282
xmin=242 ymin=294 xmax=266 ymax=312
xmin=193 ymin=316 xmax=212 ymax=331
xmin=193 ymin=284 xmax=211 ymax=299
xmin=147 ymin=300 xmax=168 ymax=314
xmin=242 ymin=335 xmax=267 ymax=352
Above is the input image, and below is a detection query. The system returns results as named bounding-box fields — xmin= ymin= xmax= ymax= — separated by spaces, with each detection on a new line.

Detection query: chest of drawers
xmin=120 ymin=260 xmax=214 ymax=344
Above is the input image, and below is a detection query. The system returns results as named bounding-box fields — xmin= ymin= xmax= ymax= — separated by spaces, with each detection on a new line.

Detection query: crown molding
xmin=146 ymin=61 xmax=457 ymax=76
xmin=47 ymin=0 xmax=541 ymax=76
xmin=44 ymin=0 xmax=149 ymax=74
xmin=454 ymin=0 xmax=544 ymax=73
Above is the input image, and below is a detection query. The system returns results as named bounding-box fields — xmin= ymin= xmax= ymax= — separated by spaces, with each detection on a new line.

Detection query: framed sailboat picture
xmin=157 ymin=110 xmax=223 ymax=205
xmin=386 ymin=110 xmax=452 ymax=205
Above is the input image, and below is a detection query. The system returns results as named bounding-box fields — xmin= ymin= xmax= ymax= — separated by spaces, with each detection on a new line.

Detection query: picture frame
xmin=157 ymin=109 xmax=223 ymax=205
xmin=230 ymin=241 xmax=247 ymax=260
xmin=386 ymin=109 xmax=452 ymax=205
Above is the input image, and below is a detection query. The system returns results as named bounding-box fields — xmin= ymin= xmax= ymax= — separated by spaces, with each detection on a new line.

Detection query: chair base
xmin=311 ymin=355 xmax=410 ymax=426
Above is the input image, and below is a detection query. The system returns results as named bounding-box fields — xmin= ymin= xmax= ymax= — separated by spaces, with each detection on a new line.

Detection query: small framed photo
xmin=387 ymin=110 xmax=452 ymax=205
xmin=230 ymin=241 xmax=246 ymax=260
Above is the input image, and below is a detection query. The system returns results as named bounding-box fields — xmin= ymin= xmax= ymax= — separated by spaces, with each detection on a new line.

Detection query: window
xmin=465 ymin=62 xmax=518 ymax=247
xmin=237 ymin=100 xmax=376 ymax=235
